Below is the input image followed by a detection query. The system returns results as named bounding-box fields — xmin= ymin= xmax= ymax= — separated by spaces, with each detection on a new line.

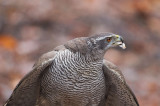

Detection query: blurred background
xmin=0 ymin=0 xmax=160 ymax=105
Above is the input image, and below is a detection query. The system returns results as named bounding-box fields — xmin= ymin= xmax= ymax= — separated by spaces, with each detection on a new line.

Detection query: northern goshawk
xmin=4 ymin=33 xmax=139 ymax=106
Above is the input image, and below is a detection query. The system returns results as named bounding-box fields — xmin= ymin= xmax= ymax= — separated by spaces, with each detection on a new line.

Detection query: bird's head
xmin=87 ymin=33 xmax=126 ymax=53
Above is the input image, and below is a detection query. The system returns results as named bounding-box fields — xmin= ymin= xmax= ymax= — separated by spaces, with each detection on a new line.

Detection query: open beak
xmin=115 ymin=35 xmax=126 ymax=49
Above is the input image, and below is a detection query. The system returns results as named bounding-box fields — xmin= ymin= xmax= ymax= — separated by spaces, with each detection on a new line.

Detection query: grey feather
xmin=5 ymin=49 xmax=58 ymax=106
xmin=102 ymin=60 xmax=139 ymax=106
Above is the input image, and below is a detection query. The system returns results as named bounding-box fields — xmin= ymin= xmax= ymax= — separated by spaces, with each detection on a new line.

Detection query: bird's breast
xmin=41 ymin=50 xmax=105 ymax=105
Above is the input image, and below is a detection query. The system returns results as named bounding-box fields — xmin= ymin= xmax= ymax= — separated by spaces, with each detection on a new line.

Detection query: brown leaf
xmin=0 ymin=35 xmax=17 ymax=51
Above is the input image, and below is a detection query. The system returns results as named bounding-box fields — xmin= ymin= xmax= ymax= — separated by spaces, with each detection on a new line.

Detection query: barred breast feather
xmin=40 ymin=49 xmax=106 ymax=106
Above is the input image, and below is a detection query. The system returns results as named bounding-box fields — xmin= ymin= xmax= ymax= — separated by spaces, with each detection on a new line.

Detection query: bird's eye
xmin=107 ymin=37 xmax=111 ymax=42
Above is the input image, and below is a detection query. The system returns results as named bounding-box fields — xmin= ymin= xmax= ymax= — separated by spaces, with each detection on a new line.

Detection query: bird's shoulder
xmin=33 ymin=45 xmax=66 ymax=69
xmin=102 ymin=59 xmax=125 ymax=82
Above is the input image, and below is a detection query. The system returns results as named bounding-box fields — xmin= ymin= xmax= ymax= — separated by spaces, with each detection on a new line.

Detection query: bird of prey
xmin=4 ymin=33 xmax=139 ymax=106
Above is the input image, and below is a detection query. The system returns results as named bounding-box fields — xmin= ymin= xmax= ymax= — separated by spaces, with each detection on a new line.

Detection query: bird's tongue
xmin=117 ymin=42 xmax=126 ymax=49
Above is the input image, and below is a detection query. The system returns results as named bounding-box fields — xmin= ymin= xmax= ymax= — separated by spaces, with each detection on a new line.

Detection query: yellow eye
xmin=107 ymin=37 xmax=111 ymax=42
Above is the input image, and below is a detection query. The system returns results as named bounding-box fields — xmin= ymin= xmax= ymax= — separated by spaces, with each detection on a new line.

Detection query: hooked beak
xmin=114 ymin=35 xmax=126 ymax=49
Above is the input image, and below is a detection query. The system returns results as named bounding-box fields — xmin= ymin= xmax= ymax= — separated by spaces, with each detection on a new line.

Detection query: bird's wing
xmin=4 ymin=45 xmax=66 ymax=106
xmin=102 ymin=60 xmax=139 ymax=106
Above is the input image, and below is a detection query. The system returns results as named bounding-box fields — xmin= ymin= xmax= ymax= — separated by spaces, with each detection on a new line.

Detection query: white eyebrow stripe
xmin=95 ymin=35 xmax=113 ymax=41
xmin=96 ymin=36 xmax=107 ymax=41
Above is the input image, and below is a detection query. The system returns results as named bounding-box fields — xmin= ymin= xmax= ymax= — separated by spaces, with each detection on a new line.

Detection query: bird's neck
xmin=64 ymin=37 xmax=105 ymax=61
xmin=87 ymin=49 xmax=105 ymax=62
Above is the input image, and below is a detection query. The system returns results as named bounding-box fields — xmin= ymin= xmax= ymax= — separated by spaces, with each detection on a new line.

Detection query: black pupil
xmin=107 ymin=38 xmax=110 ymax=41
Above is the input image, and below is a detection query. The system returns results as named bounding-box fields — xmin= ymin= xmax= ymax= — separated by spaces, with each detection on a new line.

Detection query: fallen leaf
xmin=0 ymin=35 xmax=17 ymax=51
